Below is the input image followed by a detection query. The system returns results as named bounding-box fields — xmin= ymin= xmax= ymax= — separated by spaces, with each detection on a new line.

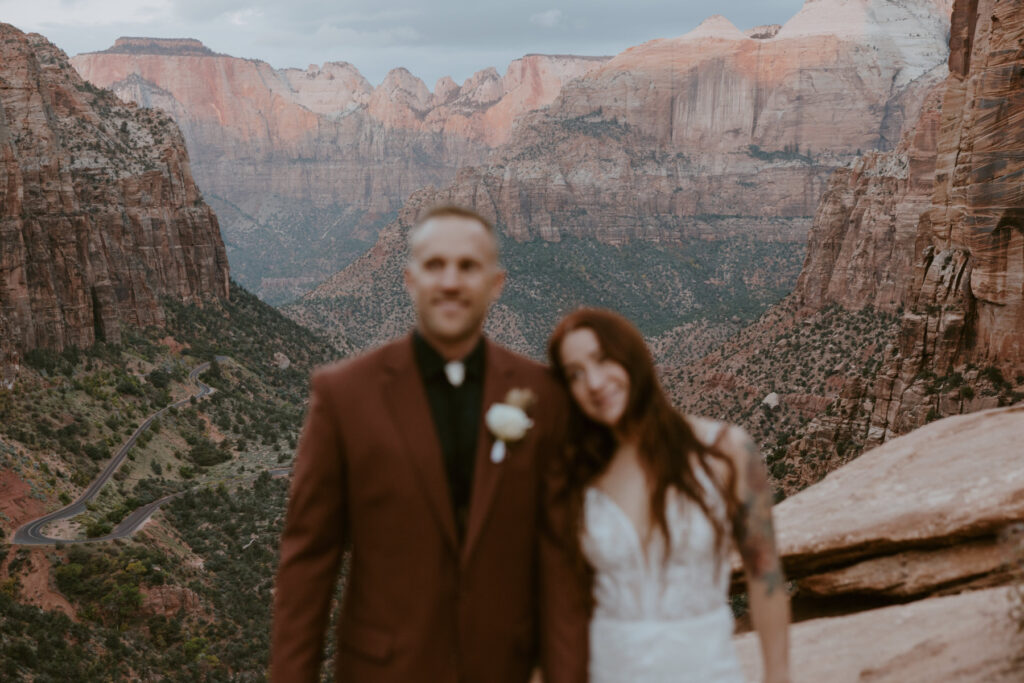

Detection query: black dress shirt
xmin=412 ymin=332 xmax=485 ymax=541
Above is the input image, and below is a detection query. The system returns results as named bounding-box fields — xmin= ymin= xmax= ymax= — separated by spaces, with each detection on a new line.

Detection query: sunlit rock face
xmin=0 ymin=25 xmax=229 ymax=354
xmin=70 ymin=1 xmax=952 ymax=301
xmin=792 ymin=78 xmax=946 ymax=315
xmin=870 ymin=0 xmax=1024 ymax=441
xmin=398 ymin=0 xmax=954 ymax=242
xmin=282 ymin=0 xmax=954 ymax=353
xmin=71 ymin=42 xmax=607 ymax=301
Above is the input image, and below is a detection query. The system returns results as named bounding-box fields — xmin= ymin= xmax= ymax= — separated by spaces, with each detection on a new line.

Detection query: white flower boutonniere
xmin=485 ymin=388 xmax=536 ymax=463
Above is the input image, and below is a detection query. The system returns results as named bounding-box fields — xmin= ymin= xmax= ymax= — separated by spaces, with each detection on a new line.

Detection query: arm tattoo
xmin=733 ymin=436 xmax=784 ymax=596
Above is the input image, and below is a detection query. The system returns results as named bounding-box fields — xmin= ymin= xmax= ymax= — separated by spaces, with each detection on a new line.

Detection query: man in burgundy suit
xmin=271 ymin=206 xmax=587 ymax=682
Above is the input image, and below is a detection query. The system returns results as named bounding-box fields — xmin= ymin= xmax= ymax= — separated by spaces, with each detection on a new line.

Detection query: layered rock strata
xmin=72 ymin=42 xmax=607 ymax=301
xmin=74 ymin=1 xmax=951 ymax=301
xmin=409 ymin=1 xmax=953 ymax=243
xmin=0 ymin=24 xmax=229 ymax=353
xmin=289 ymin=0 xmax=953 ymax=348
xmin=792 ymin=82 xmax=945 ymax=314
xmin=758 ymin=405 xmax=1024 ymax=599
xmin=730 ymin=404 xmax=1024 ymax=681
xmin=869 ymin=0 xmax=1024 ymax=440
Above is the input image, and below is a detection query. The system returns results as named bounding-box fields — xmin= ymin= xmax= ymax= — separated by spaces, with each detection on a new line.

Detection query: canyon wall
xmin=72 ymin=41 xmax=607 ymax=301
xmin=73 ymin=1 xmax=951 ymax=302
xmin=0 ymin=24 xmax=229 ymax=354
xmin=376 ymin=2 xmax=954 ymax=243
xmin=869 ymin=0 xmax=1024 ymax=440
xmin=675 ymin=0 xmax=1022 ymax=493
xmin=792 ymin=84 xmax=945 ymax=314
xmin=288 ymin=0 xmax=953 ymax=353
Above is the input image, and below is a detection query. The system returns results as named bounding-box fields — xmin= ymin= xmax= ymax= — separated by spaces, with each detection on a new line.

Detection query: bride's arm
xmin=722 ymin=426 xmax=791 ymax=683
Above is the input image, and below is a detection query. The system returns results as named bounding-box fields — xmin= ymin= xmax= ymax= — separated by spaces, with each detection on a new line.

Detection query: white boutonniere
xmin=485 ymin=388 xmax=536 ymax=463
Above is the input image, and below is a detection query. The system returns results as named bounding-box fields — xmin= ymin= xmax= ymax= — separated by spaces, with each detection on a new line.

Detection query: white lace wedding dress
xmin=581 ymin=422 xmax=748 ymax=683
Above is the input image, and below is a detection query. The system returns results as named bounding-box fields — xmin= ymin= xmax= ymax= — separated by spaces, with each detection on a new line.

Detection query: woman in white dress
xmin=543 ymin=308 xmax=790 ymax=683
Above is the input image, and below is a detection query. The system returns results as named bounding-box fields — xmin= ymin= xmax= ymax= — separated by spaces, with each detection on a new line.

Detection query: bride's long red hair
xmin=547 ymin=308 xmax=739 ymax=577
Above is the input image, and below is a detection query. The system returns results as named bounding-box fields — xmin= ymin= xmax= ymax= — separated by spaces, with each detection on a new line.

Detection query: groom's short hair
xmin=408 ymin=205 xmax=498 ymax=261
xmin=414 ymin=205 xmax=493 ymax=234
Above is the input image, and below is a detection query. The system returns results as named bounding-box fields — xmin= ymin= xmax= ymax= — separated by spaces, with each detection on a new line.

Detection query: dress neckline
xmin=587 ymin=486 xmax=654 ymax=569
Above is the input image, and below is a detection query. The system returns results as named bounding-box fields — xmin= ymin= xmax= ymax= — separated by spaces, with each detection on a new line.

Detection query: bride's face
xmin=559 ymin=327 xmax=630 ymax=429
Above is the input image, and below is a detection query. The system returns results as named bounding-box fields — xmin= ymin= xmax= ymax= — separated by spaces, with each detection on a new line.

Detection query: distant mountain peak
xmin=96 ymin=37 xmax=218 ymax=57
xmin=683 ymin=15 xmax=747 ymax=41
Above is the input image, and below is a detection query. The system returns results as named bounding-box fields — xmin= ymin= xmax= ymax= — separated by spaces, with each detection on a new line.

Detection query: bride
xmin=540 ymin=308 xmax=790 ymax=683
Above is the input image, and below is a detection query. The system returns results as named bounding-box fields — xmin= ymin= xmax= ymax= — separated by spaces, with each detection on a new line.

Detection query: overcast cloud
xmin=1 ymin=0 xmax=806 ymax=86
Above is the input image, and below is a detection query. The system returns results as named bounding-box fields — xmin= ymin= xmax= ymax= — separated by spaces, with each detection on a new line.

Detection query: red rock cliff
xmin=0 ymin=25 xmax=229 ymax=353
xmin=792 ymin=78 xmax=945 ymax=314
xmin=71 ymin=43 xmax=606 ymax=301
xmin=870 ymin=0 xmax=1024 ymax=440
xmin=365 ymin=2 xmax=953 ymax=243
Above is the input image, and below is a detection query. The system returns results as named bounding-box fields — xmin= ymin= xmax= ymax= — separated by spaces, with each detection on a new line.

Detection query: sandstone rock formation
xmin=414 ymin=0 xmax=953 ymax=242
xmin=792 ymin=81 xmax=945 ymax=314
xmin=656 ymin=0 xmax=1024 ymax=487
xmin=0 ymin=25 xmax=229 ymax=353
xmin=730 ymin=404 xmax=1024 ymax=681
xmin=288 ymin=0 xmax=953 ymax=350
xmin=73 ymin=1 xmax=952 ymax=303
xmin=735 ymin=586 xmax=1022 ymax=682
xmin=763 ymin=405 xmax=1024 ymax=599
xmin=869 ymin=0 xmax=1024 ymax=441
xmin=71 ymin=41 xmax=607 ymax=301
xmin=141 ymin=584 xmax=202 ymax=619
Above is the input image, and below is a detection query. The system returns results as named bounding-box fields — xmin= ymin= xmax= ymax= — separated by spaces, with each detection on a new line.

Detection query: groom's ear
xmin=403 ymin=265 xmax=414 ymax=296
xmin=490 ymin=267 xmax=506 ymax=302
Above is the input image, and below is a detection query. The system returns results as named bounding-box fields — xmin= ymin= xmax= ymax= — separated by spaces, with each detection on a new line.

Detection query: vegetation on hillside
xmin=663 ymin=302 xmax=902 ymax=495
xmin=0 ymin=281 xmax=340 ymax=680
xmin=292 ymin=233 xmax=806 ymax=359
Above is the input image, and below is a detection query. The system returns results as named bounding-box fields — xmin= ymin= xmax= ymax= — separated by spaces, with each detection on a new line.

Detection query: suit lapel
xmin=383 ymin=336 xmax=459 ymax=553
xmin=462 ymin=340 xmax=515 ymax=567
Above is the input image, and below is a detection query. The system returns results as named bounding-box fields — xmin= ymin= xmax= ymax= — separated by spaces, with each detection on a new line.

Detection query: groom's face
xmin=404 ymin=215 xmax=505 ymax=353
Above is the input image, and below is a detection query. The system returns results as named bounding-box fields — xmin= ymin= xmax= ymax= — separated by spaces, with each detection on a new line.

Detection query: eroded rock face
xmin=71 ymin=43 xmax=607 ymax=301
xmin=422 ymin=1 xmax=952 ymax=243
xmin=73 ymin=2 xmax=952 ymax=302
xmin=141 ymin=584 xmax=202 ymax=618
xmin=288 ymin=1 xmax=953 ymax=348
xmin=792 ymin=79 xmax=945 ymax=314
xmin=0 ymin=25 xmax=229 ymax=353
xmin=765 ymin=405 xmax=1024 ymax=598
xmin=869 ymin=0 xmax=1024 ymax=441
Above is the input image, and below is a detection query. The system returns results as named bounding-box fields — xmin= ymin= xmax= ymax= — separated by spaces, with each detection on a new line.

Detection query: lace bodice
xmin=581 ymin=467 xmax=731 ymax=621
xmin=580 ymin=419 xmax=747 ymax=683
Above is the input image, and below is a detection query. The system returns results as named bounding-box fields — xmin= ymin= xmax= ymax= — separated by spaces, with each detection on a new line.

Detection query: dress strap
xmin=706 ymin=421 xmax=730 ymax=453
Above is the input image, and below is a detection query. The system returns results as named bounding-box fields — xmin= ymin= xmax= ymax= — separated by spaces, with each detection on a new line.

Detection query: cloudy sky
xmin=2 ymin=0 xmax=806 ymax=86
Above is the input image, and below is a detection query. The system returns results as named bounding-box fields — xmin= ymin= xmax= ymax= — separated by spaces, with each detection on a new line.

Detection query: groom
xmin=271 ymin=206 xmax=585 ymax=682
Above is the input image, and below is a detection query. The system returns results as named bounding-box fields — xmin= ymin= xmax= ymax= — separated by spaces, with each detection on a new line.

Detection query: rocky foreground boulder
xmin=731 ymin=404 xmax=1024 ymax=680
xmin=769 ymin=404 xmax=1024 ymax=598
xmin=736 ymin=586 xmax=1022 ymax=682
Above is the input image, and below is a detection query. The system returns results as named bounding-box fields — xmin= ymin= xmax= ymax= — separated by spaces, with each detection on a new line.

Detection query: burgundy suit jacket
xmin=271 ymin=334 xmax=589 ymax=682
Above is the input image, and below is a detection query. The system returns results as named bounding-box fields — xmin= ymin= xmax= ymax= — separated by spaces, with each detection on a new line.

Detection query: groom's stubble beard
xmin=418 ymin=293 xmax=492 ymax=347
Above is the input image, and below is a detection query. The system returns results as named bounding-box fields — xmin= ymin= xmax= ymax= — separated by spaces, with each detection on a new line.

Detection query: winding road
xmin=13 ymin=361 xmax=219 ymax=545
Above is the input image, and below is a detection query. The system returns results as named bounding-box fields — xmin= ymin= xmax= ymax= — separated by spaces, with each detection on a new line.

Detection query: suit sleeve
xmin=539 ymin=394 xmax=591 ymax=683
xmin=271 ymin=369 xmax=348 ymax=682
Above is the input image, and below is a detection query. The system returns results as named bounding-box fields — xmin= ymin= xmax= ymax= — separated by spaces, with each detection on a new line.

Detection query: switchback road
xmin=13 ymin=361 xmax=217 ymax=545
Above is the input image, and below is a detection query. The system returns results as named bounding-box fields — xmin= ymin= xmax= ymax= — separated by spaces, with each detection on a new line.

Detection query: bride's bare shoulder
xmin=685 ymin=414 xmax=760 ymax=482
xmin=683 ymin=414 xmax=726 ymax=447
